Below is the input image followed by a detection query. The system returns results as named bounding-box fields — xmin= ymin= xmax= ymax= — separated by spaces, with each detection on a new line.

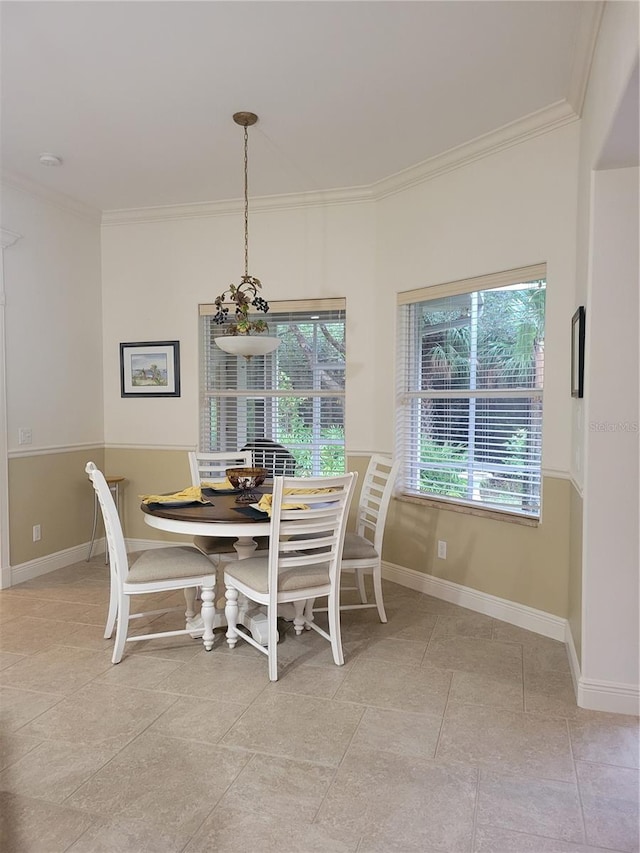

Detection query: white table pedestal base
xmin=185 ymin=596 xmax=296 ymax=647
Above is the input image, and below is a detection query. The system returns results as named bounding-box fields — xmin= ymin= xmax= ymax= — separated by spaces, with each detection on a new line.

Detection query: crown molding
xmin=372 ymin=100 xmax=580 ymax=200
xmin=101 ymin=185 xmax=374 ymax=226
xmin=566 ymin=1 xmax=605 ymax=117
xmin=3 ymin=99 xmax=581 ymax=229
xmin=0 ymin=170 xmax=102 ymax=224
xmin=102 ymin=100 xmax=579 ymax=226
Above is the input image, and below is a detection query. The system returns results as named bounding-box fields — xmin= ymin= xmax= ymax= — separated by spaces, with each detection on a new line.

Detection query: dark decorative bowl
xmin=226 ymin=467 xmax=268 ymax=502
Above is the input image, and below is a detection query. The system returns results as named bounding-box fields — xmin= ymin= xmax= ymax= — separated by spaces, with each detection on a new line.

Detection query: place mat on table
xmin=233 ymin=505 xmax=269 ymax=520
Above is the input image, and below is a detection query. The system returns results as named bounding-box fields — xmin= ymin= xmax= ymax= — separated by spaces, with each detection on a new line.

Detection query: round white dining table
xmin=141 ymin=490 xmax=272 ymax=647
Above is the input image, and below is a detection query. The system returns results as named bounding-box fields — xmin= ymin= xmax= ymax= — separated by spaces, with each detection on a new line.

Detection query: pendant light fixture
xmin=213 ymin=112 xmax=280 ymax=357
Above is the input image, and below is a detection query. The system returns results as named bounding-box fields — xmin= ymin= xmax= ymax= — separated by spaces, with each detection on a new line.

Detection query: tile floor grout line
xmin=567 ymin=714 xmax=591 ymax=847
xmin=520 ymin=638 xmax=526 ymax=712
xmin=432 ymin=658 xmax=454 ymax=760
xmin=308 ymin=696 xmax=368 ymax=827
xmin=177 ymin=746 xmax=257 ymax=852
xmin=469 ymin=763 xmax=482 ymax=853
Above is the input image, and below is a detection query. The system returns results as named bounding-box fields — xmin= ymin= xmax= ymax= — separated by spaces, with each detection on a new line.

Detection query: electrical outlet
xmin=437 ymin=539 xmax=447 ymax=559
xmin=32 ymin=524 xmax=41 ymax=542
xmin=19 ymin=428 xmax=32 ymax=445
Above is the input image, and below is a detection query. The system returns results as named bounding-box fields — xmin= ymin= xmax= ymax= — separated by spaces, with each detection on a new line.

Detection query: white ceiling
xmin=1 ymin=1 xmax=603 ymax=213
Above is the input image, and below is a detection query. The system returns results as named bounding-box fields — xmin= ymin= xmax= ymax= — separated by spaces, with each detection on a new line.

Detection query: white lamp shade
xmin=215 ymin=335 xmax=281 ymax=357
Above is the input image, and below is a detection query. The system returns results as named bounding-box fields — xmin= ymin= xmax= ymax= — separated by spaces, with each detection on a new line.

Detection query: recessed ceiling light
xmin=39 ymin=153 xmax=63 ymax=167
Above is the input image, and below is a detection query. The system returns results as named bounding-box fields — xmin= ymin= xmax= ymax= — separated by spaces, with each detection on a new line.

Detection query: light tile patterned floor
xmin=0 ymin=556 xmax=638 ymax=852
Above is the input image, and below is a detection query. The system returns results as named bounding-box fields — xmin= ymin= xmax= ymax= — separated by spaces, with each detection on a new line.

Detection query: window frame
xmin=396 ymin=264 xmax=546 ymax=522
xmin=199 ymin=298 xmax=346 ymax=477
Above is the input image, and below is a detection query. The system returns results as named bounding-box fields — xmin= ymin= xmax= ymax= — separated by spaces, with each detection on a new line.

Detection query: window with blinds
xmin=396 ymin=265 xmax=546 ymax=519
xmin=199 ymin=299 xmax=346 ymax=476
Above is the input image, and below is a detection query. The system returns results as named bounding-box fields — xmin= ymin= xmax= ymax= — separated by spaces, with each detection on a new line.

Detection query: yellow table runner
xmin=201 ymin=478 xmax=235 ymax=490
xmin=140 ymin=478 xmax=237 ymax=504
xmin=140 ymin=486 xmax=207 ymax=505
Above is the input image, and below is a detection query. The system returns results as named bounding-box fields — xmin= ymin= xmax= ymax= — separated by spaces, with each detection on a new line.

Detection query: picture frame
xmin=120 ymin=341 xmax=180 ymax=398
xmin=571 ymin=307 xmax=585 ymax=399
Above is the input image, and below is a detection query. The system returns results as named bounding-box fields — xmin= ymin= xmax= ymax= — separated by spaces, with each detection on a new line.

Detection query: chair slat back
xmin=188 ymin=450 xmax=253 ymax=487
xmin=241 ymin=439 xmax=297 ymax=477
xmin=85 ymin=461 xmax=129 ymax=592
xmin=267 ymin=473 xmax=357 ymax=607
xmin=355 ymin=455 xmax=399 ymax=553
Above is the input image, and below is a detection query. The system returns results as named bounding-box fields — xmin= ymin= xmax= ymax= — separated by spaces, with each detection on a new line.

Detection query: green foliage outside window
xmin=419 ymin=439 xmax=467 ymax=497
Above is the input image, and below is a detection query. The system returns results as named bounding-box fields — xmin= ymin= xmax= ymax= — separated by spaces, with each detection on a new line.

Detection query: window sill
xmin=394 ymin=492 xmax=540 ymax=527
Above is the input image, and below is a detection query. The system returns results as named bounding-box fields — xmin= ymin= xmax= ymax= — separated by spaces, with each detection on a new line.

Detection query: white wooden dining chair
xmin=86 ymin=462 xmax=217 ymax=664
xmin=188 ymin=450 xmax=253 ymax=487
xmin=339 ymin=454 xmax=399 ymax=623
xmin=187 ymin=449 xmax=269 ymax=559
xmin=296 ymin=456 xmax=399 ymax=623
xmin=223 ymin=472 xmax=357 ymax=681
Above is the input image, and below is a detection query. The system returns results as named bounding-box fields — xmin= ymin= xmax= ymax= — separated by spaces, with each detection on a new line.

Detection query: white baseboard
xmin=383 ymin=561 xmax=639 ymax=716
xmin=382 ymin=560 xmax=566 ymax=641
xmin=3 ymin=537 xmax=187 ymax=589
xmin=576 ymin=678 xmax=640 ymax=716
xmin=5 ymin=544 xmax=637 ymax=716
xmin=565 ymin=622 xmax=639 ymax=716
xmin=8 ymin=541 xmax=102 ymax=587
xmin=565 ymin=621 xmax=581 ymax=696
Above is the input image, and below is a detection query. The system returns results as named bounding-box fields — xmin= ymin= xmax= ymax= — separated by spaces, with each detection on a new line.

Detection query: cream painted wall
xmin=573 ymin=1 xmax=640 ymax=490
xmin=374 ymin=124 xmax=580 ymax=469
xmin=568 ymin=483 xmax=583 ymax=662
xmin=569 ymin=0 xmax=639 ymax=702
xmin=2 ymin=185 xmax=104 ymax=453
xmin=103 ymin=127 xmax=580 ymax=473
xmin=582 ymin=166 xmax=639 ymax=690
xmin=99 ymin=126 xmax=581 ymax=620
xmin=101 ymin=203 xmax=377 ymax=452
xmin=2 ymin=184 xmax=104 ymax=567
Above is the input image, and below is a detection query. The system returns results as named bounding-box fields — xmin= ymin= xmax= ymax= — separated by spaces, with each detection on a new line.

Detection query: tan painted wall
xmin=101 ymin=449 xmax=570 ymax=621
xmin=384 ymin=476 xmax=571 ymax=619
xmin=9 ymin=448 xmax=105 ymax=565
xmin=9 ymin=445 xmax=570 ymax=622
xmin=568 ymin=483 xmax=583 ymax=664
xmin=6 ymin=448 xmax=370 ymax=564
xmin=105 ymin=449 xmax=371 ymax=546
xmin=104 ymin=448 xmax=193 ymax=545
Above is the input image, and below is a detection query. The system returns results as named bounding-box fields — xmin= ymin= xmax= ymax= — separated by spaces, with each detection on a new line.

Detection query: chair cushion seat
xmin=224 ymin=557 xmax=330 ymax=595
xmin=341 ymin=531 xmax=378 ymax=561
xmin=127 ymin=546 xmax=216 ymax=584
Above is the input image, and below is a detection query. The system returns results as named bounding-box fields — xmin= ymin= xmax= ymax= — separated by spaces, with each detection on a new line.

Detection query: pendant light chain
xmin=243 ymin=123 xmax=249 ymax=278
xmin=212 ymin=110 xmax=279 ymax=354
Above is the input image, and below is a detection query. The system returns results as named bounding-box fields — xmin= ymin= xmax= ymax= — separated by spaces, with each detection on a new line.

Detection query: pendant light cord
xmin=244 ymin=124 xmax=249 ymax=278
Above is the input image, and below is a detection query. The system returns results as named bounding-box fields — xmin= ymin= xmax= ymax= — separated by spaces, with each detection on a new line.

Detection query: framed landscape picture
xmin=571 ymin=307 xmax=585 ymax=399
xmin=120 ymin=341 xmax=181 ymax=398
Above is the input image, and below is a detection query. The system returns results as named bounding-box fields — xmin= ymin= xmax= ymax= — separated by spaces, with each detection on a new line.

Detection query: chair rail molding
xmin=0 ymin=227 xmax=22 ymax=587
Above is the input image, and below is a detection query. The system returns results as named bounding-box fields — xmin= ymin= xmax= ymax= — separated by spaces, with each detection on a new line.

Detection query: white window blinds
xmin=396 ymin=266 xmax=546 ymax=518
xmin=199 ymin=300 xmax=346 ymax=476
